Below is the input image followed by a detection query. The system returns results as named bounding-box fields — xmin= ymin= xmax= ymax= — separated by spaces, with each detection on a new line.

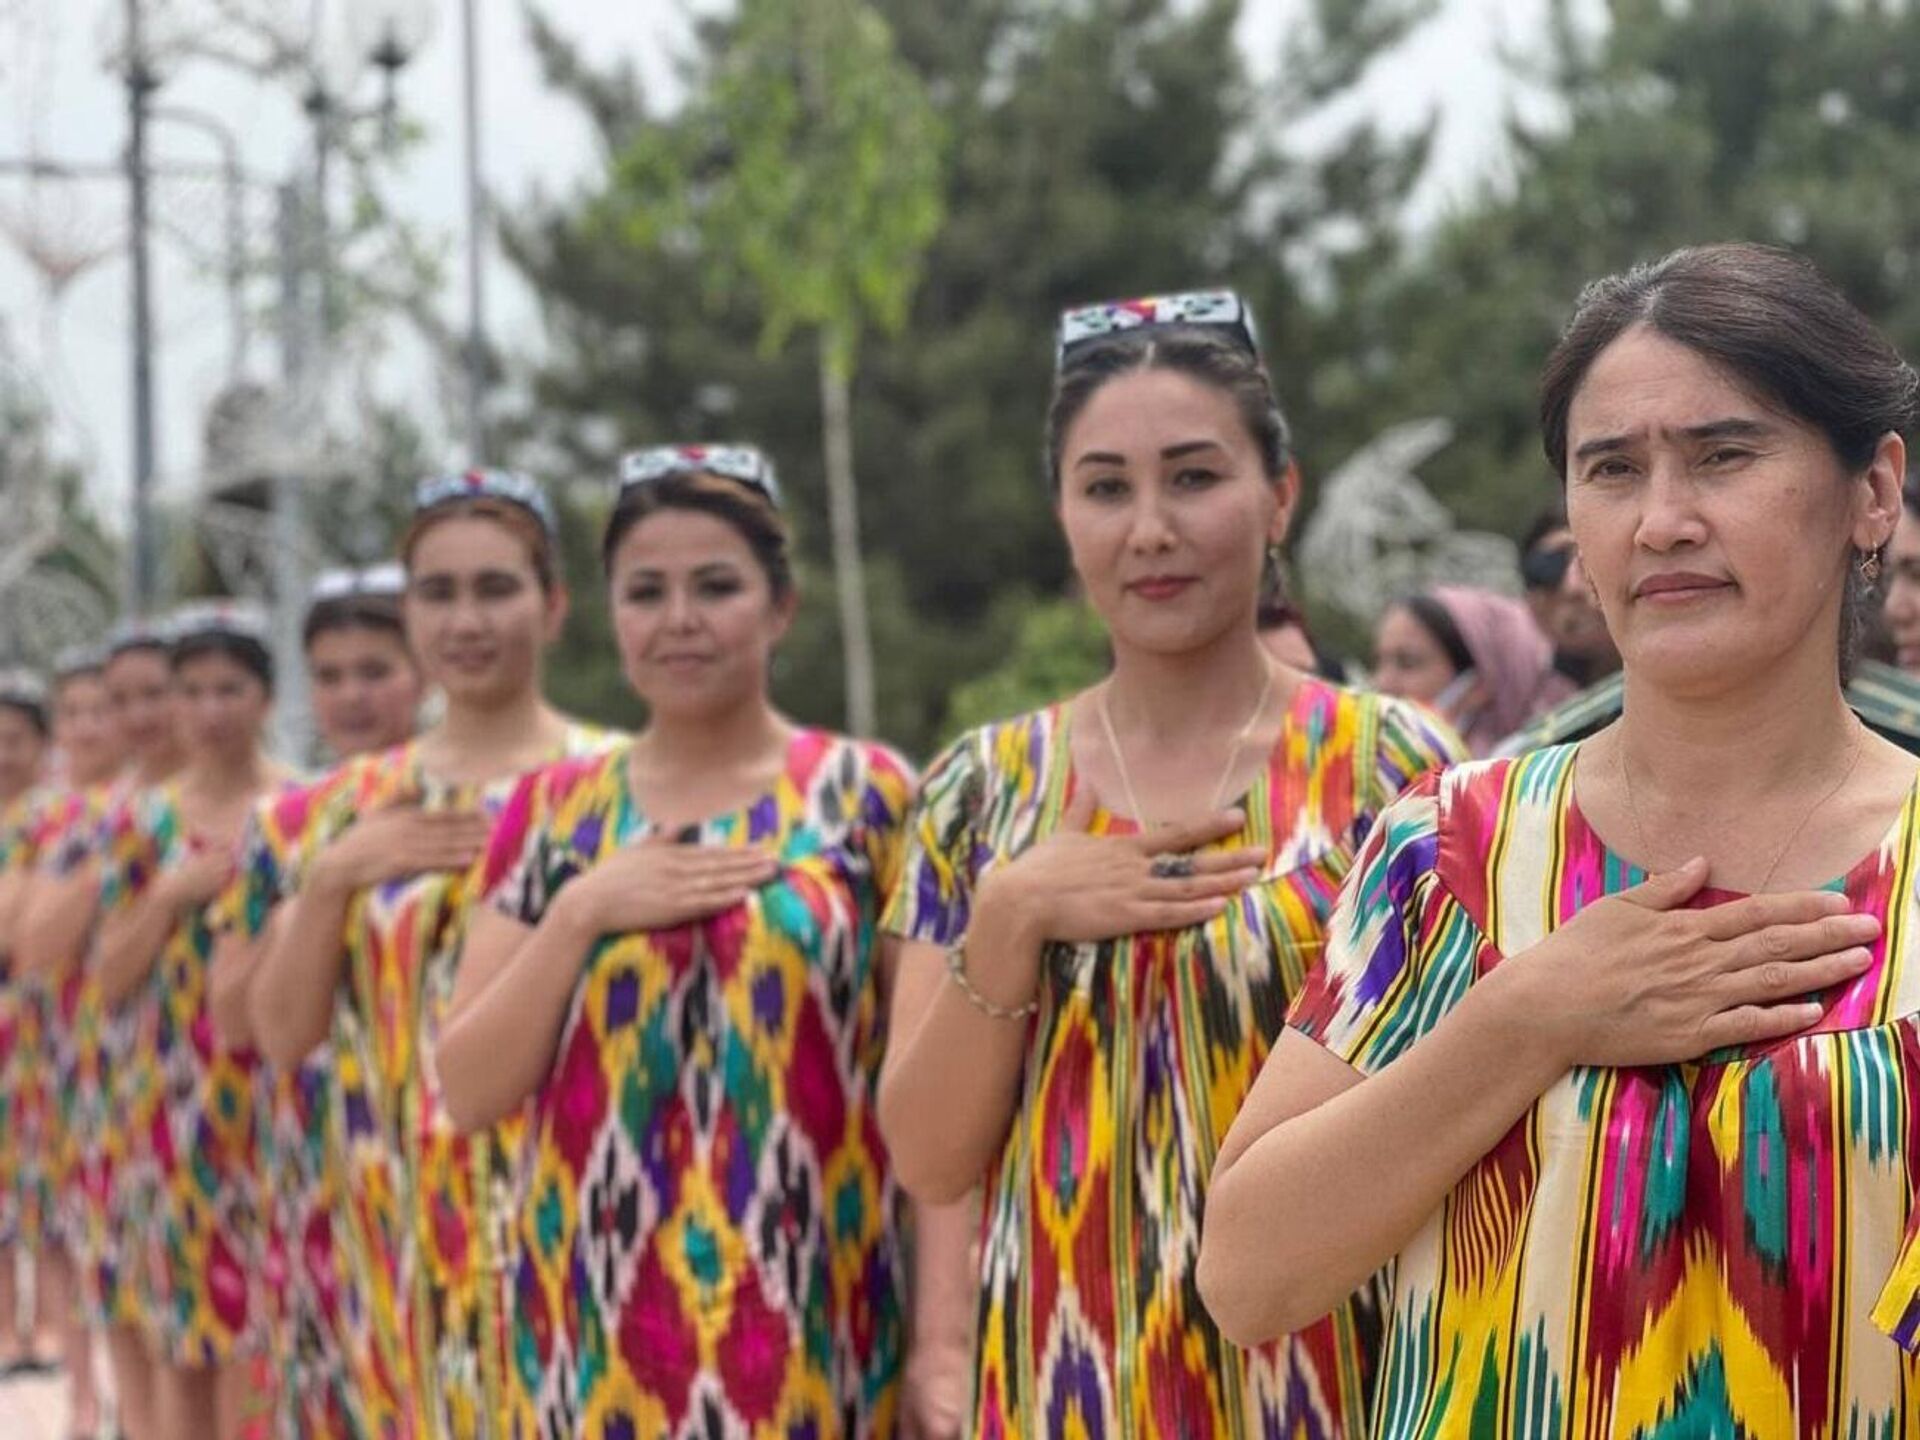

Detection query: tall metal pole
xmin=272 ymin=181 xmax=312 ymax=762
xmin=125 ymin=0 xmax=160 ymax=613
xmin=460 ymin=0 xmax=487 ymax=465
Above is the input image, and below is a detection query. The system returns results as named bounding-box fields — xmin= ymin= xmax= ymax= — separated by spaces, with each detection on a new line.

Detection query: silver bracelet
xmin=945 ymin=941 xmax=1039 ymax=1021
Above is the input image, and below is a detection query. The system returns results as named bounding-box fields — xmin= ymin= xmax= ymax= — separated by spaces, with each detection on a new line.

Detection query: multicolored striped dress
xmin=29 ymin=784 xmax=120 ymax=1264
xmin=52 ymin=777 xmax=138 ymax=1327
xmin=98 ymin=784 xmax=276 ymax=1365
xmin=884 ymin=678 xmax=1463 ymax=1439
xmin=478 ymin=731 xmax=914 ymax=1440
xmin=0 ymin=787 xmax=47 ymax=1251
xmin=215 ymin=774 xmax=358 ymax=1438
xmin=293 ymin=725 xmax=616 ymax=1440
xmin=1290 ymin=743 xmax=1920 ymax=1439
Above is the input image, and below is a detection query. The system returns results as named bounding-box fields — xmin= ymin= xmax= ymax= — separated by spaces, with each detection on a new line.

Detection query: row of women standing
xmin=4 ymin=238 xmax=1919 ymax=1440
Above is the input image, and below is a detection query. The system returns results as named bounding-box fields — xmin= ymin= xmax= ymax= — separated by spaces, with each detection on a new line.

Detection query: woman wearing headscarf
xmin=1371 ymin=584 xmax=1576 ymax=755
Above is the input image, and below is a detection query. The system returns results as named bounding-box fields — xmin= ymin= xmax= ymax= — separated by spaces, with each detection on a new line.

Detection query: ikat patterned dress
xmin=884 ymin=678 xmax=1463 ymax=1440
xmin=0 ymin=788 xmax=63 ymax=1251
xmin=25 ymin=784 xmax=120 ymax=1265
xmin=98 ymin=783 xmax=277 ymax=1364
xmin=295 ymin=724 xmax=616 ymax=1440
xmin=215 ymin=772 xmax=360 ymax=1439
xmin=477 ymin=731 xmax=914 ymax=1440
xmin=1290 ymin=744 xmax=1920 ymax=1439
xmin=0 ymin=787 xmax=50 ymax=1251
xmin=51 ymin=777 xmax=141 ymax=1328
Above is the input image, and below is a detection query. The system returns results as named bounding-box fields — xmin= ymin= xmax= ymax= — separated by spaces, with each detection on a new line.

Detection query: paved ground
xmin=0 ymin=1361 xmax=105 ymax=1439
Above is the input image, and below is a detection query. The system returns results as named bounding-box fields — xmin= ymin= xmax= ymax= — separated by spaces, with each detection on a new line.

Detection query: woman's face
xmin=1372 ymin=604 xmax=1460 ymax=704
xmin=404 ymin=515 xmax=565 ymax=709
xmin=1056 ymin=368 xmax=1293 ymax=658
xmin=0 ymin=706 xmax=46 ymax=800
xmin=53 ymin=674 xmax=117 ymax=787
xmin=173 ymin=651 xmax=270 ymax=762
xmin=306 ymin=625 xmax=423 ymax=758
xmin=104 ymin=647 xmax=178 ymax=766
xmin=1882 ymin=505 xmax=1920 ymax=673
xmin=1565 ymin=325 xmax=1902 ymax=694
xmin=609 ymin=508 xmax=791 ymax=721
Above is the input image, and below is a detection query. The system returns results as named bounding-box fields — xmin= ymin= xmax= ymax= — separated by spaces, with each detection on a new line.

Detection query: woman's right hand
xmin=311 ymin=803 xmax=496 ymax=893
xmin=1511 ymin=857 xmax=1881 ymax=1067
xmin=974 ymin=785 xmax=1267 ymax=948
xmin=156 ymin=850 xmax=236 ymax=912
xmin=555 ymin=838 xmax=782 ymax=939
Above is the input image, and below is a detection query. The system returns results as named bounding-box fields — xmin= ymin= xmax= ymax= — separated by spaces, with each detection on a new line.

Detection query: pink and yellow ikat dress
xmin=1291 ymin=744 xmax=1920 ymax=1439
xmin=885 ymin=679 xmax=1463 ymax=1440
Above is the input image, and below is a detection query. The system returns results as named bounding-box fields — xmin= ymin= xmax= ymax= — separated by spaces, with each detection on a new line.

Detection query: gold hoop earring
xmin=1860 ymin=551 xmax=1884 ymax=584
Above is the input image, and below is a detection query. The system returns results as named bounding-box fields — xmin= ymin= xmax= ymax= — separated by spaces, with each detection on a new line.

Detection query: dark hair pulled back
xmin=601 ymin=471 xmax=794 ymax=603
xmin=303 ymin=594 xmax=407 ymax=651
xmin=1045 ymin=328 xmax=1291 ymax=493
xmin=171 ymin=631 xmax=275 ymax=694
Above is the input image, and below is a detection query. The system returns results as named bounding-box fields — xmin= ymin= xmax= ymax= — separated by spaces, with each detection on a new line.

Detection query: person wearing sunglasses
xmin=876 ymin=292 xmax=1464 ymax=1437
xmin=436 ymin=446 xmax=964 ymax=1438
xmin=91 ymin=603 xmax=292 ymax=1440
xmin=1521 ymin=502 xmax=1621 ymax=689
xmin=249 ymin=472 xmax=616 ymax=1440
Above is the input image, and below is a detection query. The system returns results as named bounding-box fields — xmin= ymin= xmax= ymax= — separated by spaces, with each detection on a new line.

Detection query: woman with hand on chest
xmin=877 ymin=292 xmax=1464 ymax=1439
xmin=1202 ymin=243 xmax=1920 ymax=1439
xmin=94 ymin=604 xmax=288 ymax=1440
xmin=249 ymin=471 xmax=613 ymax=1440
xmin=437 ymin=445 xmax=949 ymax=1439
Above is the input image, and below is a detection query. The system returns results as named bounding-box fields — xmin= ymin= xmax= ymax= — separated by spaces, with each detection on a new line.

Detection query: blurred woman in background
xmin=250 ymin=472 xmax=614 ymax=1440
xmin=1371 ymin=584 xmax=1572 ymax=754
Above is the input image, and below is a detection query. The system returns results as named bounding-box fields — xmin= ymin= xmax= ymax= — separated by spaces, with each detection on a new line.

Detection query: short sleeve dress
xmin=0 ymin=787 xmax=53 ymax=1252
xmin=296 ymin=723 xmax=618 ymax=1440
xmin=476 ymin=731 xmax=915 ymax=1440
xmin=51 ymin=777 xmax=135 ymax=1327
xmin=1290 ymin=743 xmax=1920 ymax=1438
xmin=883 ymin=678 xmax=1464 ymax=1439
xmin=26 ymin=784 xmax=118 ymax=1265
xmin=97 ymin=783 xmax=279 ymax=1365
xmin=212 ymin=773 xmax=358 ymax=1436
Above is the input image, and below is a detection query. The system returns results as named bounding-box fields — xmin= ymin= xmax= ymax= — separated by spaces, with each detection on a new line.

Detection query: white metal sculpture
xmin=1296 ymin=418 xmax=1520 ymax=626
xmin=0 ymin=334 xmax=114 ymax=666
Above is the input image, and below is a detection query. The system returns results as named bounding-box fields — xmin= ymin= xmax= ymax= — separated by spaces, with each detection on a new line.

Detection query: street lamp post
xmin=460 ymin=0 xmax=486 ymax=466
xmin=123 ymin=0 xmax=163 ymax=614
xmin=263 ymin=0 xmax=430 ymax=763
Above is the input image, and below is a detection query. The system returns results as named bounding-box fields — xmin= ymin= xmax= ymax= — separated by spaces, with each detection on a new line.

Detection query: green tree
xmin=506 ymin=0 xmax=1436 ymax=752
xmin=611 ymin=0 xmax=944 ymax=736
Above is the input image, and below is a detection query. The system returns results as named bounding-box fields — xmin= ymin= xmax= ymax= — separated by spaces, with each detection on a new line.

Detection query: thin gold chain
xmin=1097 ymin=663 xmax=1275 ymax=831
xmin=1618 ymin=720 xmax=1867 ymax=890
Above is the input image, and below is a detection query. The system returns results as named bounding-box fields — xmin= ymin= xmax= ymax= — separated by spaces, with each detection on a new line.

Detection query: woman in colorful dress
xmin=252 ymin=471 xmax=613 ymax=1440
xmin=877 ymin=291 xmax=1464 ymax=1438
xmin=95 ymin=604 xmax=286 ymax=1440
xmin=209 ymin=563 xmax=424 ymax=1440
xmin=0 ymin=670 xmax=51 ymax=1375
xmin=433 ymin=445 xmax=950 ymax=1439
xmin=11 ymin=648 xmax=123 ymax=1438
xmin=17 ymin=622 xmax=182 ymax=1440
xmin=1199 ymin=242 xmax=1920 ymax=1439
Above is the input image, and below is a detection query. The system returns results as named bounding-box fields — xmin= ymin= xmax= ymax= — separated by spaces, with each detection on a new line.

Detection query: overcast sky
xmin=0 ymin=0 xmax=1543 ymax=524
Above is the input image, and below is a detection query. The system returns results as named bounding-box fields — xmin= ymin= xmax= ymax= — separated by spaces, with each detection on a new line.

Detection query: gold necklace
xmin=1097 ymin=663 xmax=1275 ymax=831
xmin=1617 ymin=720 xmax=1867 ymax=891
